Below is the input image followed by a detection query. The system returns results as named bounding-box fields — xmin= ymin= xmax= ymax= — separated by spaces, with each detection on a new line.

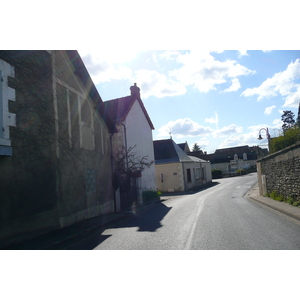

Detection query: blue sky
xmin=5 ymin=1 xmax=299 ymax=154
xmin=79 ymin=50 xmax=300 ymax=153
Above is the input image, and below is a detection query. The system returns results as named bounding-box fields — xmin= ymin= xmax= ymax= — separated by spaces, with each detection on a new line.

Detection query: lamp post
xmin=258 ymin=127 xmax=271 ymax=151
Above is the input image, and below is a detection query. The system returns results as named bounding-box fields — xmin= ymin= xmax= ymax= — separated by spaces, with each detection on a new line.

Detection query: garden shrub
xmin=142 ymin=190 xmax=161 ymax=201
xmin=212 ymin=169 xmax=222 ymax=179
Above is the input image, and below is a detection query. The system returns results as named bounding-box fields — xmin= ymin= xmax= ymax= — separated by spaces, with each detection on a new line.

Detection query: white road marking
xmin=184 ymin=198 xmax=205 ymax=250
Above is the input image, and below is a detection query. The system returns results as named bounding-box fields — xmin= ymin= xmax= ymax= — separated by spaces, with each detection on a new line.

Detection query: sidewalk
xmin=245 ymin=183 xmax=300 ymax=222
xmin=1 ymin=199 xmax=160 ymax=250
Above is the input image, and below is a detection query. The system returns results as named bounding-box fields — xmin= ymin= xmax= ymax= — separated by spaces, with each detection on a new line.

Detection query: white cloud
xmin=160 ymin=51 xmax=181 ymax=60
xmin=283 ymin=86 xmax=300 ymax=107
xmin=223 ymin=78 xmax=241 ymax=92
xmin=158 ymin=118 xmax=213 ymax=138
xmin=272 ymin=118 xmax=282 ymax=126
xmin=79 ymin=50 xmax=134 ymax=83
xmin=278 ymin=109 xmax=284 ymax=115
xmin=241 ymin=58 xmax=300 ymax=107
xmin=205 ymin=112 xmax=219 ymax=126
xmin=238 ymin=50 xmax=249 ymax=57
xmin=264 ymin=105 xmax=276 ymax=115
xmin=171 ymin=50 xmax=255 ymax=93
xmin=218 ymin=124 xmax=270 ymax=148
xmin=219 ymin=134 xmax=252 ymax=148
xmin=134 ymin=69 xmax=186 ymax=98
xmin=194 ymin=139 xmax=210 ymax=147
xmin=158 ymin=117 xmax=243 ymax=139
xmin=213 ymin=124 xmax=243 ymax=138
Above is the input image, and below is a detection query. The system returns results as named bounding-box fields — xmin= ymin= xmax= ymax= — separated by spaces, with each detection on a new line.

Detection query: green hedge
xmin=212 ymin=169 xmax=222 ymax=179
xmin=142 ymin=190 xmax=161 ymax=201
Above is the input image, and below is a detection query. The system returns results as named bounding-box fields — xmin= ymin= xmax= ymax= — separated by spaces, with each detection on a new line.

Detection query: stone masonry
xmin=257 ymin=142 xmax=300 ymax=201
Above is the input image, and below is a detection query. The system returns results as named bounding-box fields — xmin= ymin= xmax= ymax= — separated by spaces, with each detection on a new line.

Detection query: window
xmin=187 ymin=168 xmax=192 ymax=182
xmin=195 ymin=168 xmax=201 ymax=179
xmin=0 ymin=60 xmax=16 ymax=156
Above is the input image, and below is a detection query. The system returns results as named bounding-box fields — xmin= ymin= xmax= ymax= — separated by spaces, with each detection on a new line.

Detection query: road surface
xmin=66 ymin=173 xmax=300 ymax=250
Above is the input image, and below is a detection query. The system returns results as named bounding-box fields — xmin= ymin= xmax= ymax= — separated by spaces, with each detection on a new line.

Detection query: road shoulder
xmin=245 ymin=183 xmax=300 ymax=222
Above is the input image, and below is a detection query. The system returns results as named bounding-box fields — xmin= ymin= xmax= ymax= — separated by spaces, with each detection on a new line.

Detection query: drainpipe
xmin=110 ymin=133 xmax=117 ymax=213
xmin=199 ymin=159 xmax=203 ymax=186
xmin=121 ymin=122 xmax=128 ymax=170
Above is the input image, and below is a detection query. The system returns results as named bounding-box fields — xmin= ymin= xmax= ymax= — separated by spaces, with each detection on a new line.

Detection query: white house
xmin=103 ymin=84 xmax=157 ymax=210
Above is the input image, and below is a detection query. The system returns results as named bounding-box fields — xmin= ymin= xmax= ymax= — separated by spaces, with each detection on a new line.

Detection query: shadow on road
xmin=110 ymin=201 xmax=172 ymax=232
xmin=67 ymin=234 xmax=112 ymax=250
xmin=66 ymin=201 xmax=172 ymax=249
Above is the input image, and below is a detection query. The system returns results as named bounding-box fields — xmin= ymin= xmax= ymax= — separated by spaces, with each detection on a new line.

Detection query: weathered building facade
xmin=0 ymin=51 xmax=116 ymax=248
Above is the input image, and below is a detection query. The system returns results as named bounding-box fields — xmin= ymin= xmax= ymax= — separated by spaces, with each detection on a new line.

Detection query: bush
xmin=292 ymin=201 xmax=300 ymax=207
xmin=270 ymin=126 xmax=300 ymax=153
xmin=269 ymin=191 xmax=283 ymax=201
xmin=236 ymin=169 xmax=247 ymax=175
xmin=212 ymin=169 xmax=222 ymax=179
xmin=142 ymin=190 xmax=161 ymax=201
xmin=269 ymin=191 xmax=300 ymax=206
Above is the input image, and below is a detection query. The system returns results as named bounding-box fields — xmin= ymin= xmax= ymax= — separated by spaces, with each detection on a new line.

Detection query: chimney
xmin=130 ymin=83 xmax=141 ymax=99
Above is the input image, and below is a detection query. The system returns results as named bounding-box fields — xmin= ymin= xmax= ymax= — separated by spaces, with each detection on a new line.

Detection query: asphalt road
xmin=67 ymin=173 xmax=300 ymax=250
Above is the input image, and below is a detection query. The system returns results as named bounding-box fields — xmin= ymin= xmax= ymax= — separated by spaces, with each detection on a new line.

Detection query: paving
xmin=2 ymin=181 xmax=300 ymax=250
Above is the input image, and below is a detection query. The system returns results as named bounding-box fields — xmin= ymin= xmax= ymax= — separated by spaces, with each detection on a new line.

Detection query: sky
xmin=79 ymin=50 xmax=300 ymax=153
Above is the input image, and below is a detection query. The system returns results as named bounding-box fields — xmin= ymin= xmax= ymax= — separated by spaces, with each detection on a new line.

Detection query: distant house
xmin=189 ymin=145 xmax=268 ymax=176
xmin=103 ymin=83 xmax=157 ymax=210
xmin=177 ymin=141 xmax=190 ymax=153
xmin=153 ymin=139 xmax=212 ymax=192
xmin=0 ymin=50 xmax=117 ymax=248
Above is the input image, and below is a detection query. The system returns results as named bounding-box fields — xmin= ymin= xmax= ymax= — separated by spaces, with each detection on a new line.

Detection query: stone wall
xmin=0 ymin=51 xmax=115 ymax=248
xmin=257 ymin=142 xmax=300 ymax=201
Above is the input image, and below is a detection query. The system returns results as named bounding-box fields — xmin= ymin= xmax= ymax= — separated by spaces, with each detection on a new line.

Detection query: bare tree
xmin=113 ymin=145 xmax=153 ymax=176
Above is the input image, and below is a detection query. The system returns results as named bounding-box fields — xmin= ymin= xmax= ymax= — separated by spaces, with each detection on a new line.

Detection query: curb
xmin=245 ymin=184 xmax=300 ymax=223
xmin=247 ymin=196 xmax=300 ymax=222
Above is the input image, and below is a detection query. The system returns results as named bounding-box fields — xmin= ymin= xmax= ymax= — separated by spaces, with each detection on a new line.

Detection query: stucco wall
xmin=155 ymin=160 xmax=212 ymax=192
xmin=182 ymin=161 xmax=212 ymax=190
xmin=123 ymin=100 xmax=157 ymax=192
xmin=257 ymin=142 xmax=300 ymax=201
xmin=155 ymin=163 xmax=184 ymax=192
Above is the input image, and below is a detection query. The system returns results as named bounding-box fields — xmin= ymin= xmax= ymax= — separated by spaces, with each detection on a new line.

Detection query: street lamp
xmin=258 ymin=127 xmax=271 ymax=151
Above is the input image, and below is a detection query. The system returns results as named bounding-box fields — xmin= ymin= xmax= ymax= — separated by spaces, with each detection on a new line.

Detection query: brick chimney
xmin=130 ymin=83 xmax=141 ymax=99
